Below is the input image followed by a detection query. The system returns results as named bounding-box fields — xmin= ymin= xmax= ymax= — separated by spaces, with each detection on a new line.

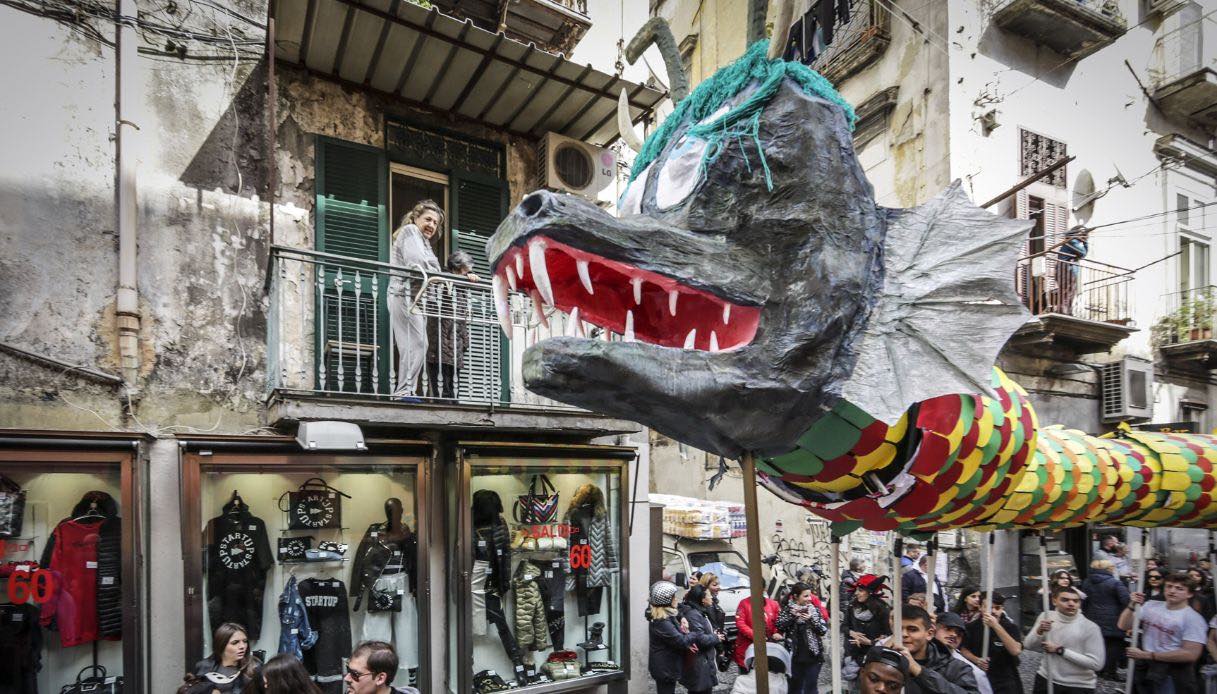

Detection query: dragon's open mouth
xmin=492 ymin=236 xmax=760 ymax=351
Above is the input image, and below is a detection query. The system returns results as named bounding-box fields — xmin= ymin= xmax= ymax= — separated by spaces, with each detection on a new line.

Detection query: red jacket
xmin=733 ymin=597 xmax=781 ymax=668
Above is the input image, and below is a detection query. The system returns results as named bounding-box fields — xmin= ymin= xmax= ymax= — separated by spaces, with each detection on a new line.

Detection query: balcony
xmin=264 ymin=245 xmax=637 ymax=436
xmin=1150 ymin=20 xmax=1217 ymax=130
xmin=802 ymin=0 xmax=891 ymax=85
xmin=1007 ymin=254 xmax=1137 ymax=356
xmin=991 ymin=0 xmax=1127 ymax=61
xmin=428 ymin=0 xmax=590 ymax=55
xmin=1154 ymin=286 xmax=1217 ymax=372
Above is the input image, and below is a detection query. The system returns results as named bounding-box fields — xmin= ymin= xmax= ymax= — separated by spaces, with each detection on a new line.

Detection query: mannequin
xmin=350 ymin=498 xmax=419 ymax=684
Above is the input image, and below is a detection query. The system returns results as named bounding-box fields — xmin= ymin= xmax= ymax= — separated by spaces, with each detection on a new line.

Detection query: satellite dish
xmin=1073 ymin=169 xmax=1098 ymax=224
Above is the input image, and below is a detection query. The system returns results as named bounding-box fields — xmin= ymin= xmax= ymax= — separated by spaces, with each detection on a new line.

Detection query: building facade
xmin=0 ymin=0 xmax=669 ymax=691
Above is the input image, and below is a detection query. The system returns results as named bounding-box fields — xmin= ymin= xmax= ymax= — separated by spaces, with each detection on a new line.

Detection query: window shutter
xmin=452 ymin=175 xmax=509 ymax=403
xmin=314 ymin=137 xmax=388 ymax=393
xmin=1015 ymin=189 xmax=1030 ymax=220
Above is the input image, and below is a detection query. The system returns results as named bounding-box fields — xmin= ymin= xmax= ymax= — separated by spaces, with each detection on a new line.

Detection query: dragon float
xmin=483 ymin=6 xmax=1217 ymax=537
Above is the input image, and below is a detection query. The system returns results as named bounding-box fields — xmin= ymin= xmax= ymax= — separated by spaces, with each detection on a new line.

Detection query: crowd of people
xmin=648 ymin=536 xmax=1217 ymax=694
xmin=177 ymin=622 xmax=419 ymax=694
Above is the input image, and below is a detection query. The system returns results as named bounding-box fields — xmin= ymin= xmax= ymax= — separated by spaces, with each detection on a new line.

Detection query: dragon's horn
xmin=625 ymin=17 xmax=689 ymax=103
xmin=767 ymin=0 xmax=795 ymax=60
xmin=617 ymin=88 xmax=645 ymax=153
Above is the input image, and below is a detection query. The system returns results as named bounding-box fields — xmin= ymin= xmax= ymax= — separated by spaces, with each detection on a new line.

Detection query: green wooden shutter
xmin=452 ymin=175 xmax=509 ymax=403
xmin=315 ymin=137 xmax=388 ymax=393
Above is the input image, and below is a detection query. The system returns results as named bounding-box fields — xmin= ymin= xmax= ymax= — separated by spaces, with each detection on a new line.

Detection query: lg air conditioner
xmin=537 ymin=132 xmax=616 ymax=199
xmin=1100 ymin=356 xmax=1154 ymax=423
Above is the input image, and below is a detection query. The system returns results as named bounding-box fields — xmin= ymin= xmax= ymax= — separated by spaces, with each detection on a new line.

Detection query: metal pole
xmin=1039 ymin=532 xmax=1053 ymax=694
xmin=1125 ymin=531 xmax=1149 ymax=694
xmin=740 ymin=452 xmax=770 ymax=694
xmin=830 ymin=534 xmax=843 ymax=694
xmin=892 ymin=535 xmax=903 ymax=641
xmin=981 ymin=533 xmax=996 ymax=660
xmin=926 ymin=535 xmax=938 ymax=619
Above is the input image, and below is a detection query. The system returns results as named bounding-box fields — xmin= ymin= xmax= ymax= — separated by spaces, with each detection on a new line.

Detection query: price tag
xmin=371 ymin=532 xmax=379 ymax=538
xmin=291 ymin=628 xmax=298 ymax=634
xmin=14 ymin=565 xmax=29 ymax=573
xmin=544 ymin=571 xmax=553 ymax=579
xmin=101 ymin=577 xmax=115 ymax=586
xmin=477 ymin=540 xmax=486 ymax=548
xmin=85 ymin=561 xmax=98 ymax=569
xmin=397 ymin=589 xmax=405 ymax=595
xmin=11 ymin=613 xmax=23 ymax=622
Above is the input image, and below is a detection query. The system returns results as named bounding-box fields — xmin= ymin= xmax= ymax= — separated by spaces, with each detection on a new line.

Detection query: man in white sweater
xmin=1023 ymin=586 xmax=1104 ymax=694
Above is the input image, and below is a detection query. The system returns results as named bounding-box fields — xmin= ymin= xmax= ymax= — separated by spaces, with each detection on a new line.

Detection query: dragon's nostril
xmin=519 ymin=193 xmax=545 ymax=218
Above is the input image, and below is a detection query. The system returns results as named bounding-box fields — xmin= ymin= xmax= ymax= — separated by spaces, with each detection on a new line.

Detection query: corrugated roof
xmin=271 ymin=0 xmax=666 ymax=146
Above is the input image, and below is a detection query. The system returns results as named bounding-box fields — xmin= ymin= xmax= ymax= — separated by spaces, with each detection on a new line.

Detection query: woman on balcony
xmin=388 ymin=200 xmax=445 ymax=400
xmin=1053 ymin=226 xmax=1089 ymax=315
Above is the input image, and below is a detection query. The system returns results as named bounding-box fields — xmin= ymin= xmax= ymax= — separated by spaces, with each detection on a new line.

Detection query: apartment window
xmin=1178 ymin=193 xmax=1191 ymax=227
xmin=1180 ymin=236 xmax=1210 ymax=293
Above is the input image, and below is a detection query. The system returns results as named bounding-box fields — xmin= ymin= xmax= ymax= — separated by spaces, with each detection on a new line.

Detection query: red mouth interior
xmin=495 ymin=236 xmax=760 ymax=351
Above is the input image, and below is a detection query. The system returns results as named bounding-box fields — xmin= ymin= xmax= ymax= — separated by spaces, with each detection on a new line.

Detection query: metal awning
xmin=271 ymin=0 xmax=666 ymax=146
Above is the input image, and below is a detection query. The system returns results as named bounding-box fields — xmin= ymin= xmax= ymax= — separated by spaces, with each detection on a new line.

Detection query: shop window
xmin=182 ymin=450 xmax=427 ymax=693
xmin=0 ymin=446 xmax=142 ymax=693
xmin=457 ymin=450 xmax=630 ymax=692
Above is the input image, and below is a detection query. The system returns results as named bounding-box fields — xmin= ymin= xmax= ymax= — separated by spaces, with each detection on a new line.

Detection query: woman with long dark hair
xmin=260 ymin=654 xmax=322 ymax=694
xmin=678 ymin=583 xmax=724 ymax=694
xmin=776 ymin=581 xmax=828 ymax=694
xmin=843 ymin=575 xmax=890 ymax=679
xmin=193 ymin=622 xmax=262 ymax=693
xmin=954 ymin=586 xmax=982 ymax=624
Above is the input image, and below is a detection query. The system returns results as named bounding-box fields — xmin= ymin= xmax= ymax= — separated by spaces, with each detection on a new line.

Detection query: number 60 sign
xmin=6 ymin=569 xmax=56 ymax=604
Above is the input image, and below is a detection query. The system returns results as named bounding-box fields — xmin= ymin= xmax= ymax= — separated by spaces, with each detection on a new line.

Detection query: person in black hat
xmin=846 ymin=575 xmax=893 ymax=673
xmin=892 ymin=605 xmax=979 ymax=694
xmin=860 ymin=646 xmax=908 ymax=694
xmin=935 ymin=612 xmax=991 ymax=694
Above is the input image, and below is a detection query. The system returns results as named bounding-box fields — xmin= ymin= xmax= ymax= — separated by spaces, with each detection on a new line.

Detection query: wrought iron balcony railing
xmin=1014 ymin=252 xmax=1134 ymax=324
xmin=266 ymin=245 xmax=592 ymax=411
xmin=1155 ymin=285 xmax=1217 ymax=348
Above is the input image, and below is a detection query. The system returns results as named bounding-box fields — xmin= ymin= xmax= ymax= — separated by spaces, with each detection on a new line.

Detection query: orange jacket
xmin=733 ymin=597 xmax=781 ymax=668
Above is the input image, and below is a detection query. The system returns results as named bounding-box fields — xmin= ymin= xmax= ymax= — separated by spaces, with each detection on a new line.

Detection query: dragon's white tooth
xmin=568 ymin=306 xmax=581 ymax=337
xmin=683 ymin=328 xmax=697 ymax=350
xmin=528 ymin=238 xmax=554 ymax=306
xmin=515 ymin=252 xmax=524 ymax=279
xmin=723 ymin=303 xmax=731 ymax=325
xmin=669 ymin=289 xmax=678 ymax=316
xmin=576 ymin=259 xmax=595 ymax=295
xmin=631 ymin=277 xmax=643 ymax=305
xmin=506 ymin=265 xmax=517 ymax=291
xmin=492 ymin=275 xmax=512 ymax=337
xmin=530 ymin=289 xmax=549 ymax=329
xmin=710 ymin=331 xmax=719 ymax=352
xmin=624 ymin=310 xmax=635 ymax=342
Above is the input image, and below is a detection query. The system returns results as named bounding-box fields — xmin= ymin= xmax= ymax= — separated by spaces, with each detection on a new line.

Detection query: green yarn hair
xmin=628 ymin=40 xmax=856 ymax=190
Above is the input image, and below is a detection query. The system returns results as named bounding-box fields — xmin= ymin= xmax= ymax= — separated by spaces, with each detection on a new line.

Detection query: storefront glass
xmin=463 ymin=455 xmax=628 ymax=692
xmin=0 ymin=461 xmax=130 ymax=693
xmin=195 ymin=463 xmax=420 ymax=692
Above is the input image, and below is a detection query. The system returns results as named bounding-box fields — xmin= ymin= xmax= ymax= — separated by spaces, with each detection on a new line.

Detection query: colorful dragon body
xmin=760 ymin=369 xmax=1217 ymax=535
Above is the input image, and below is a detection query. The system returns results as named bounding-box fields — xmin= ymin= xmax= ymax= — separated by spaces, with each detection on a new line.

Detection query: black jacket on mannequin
xmin=350 ymin=523 xmax=417 ymax=610
xmin=204 ymin=496 xmax=273 ymax=640
xmin=472 ymin=490 xmax=511 ymax=595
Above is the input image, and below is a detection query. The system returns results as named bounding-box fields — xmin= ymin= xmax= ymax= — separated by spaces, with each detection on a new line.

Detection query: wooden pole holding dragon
xmin=485 ymin=0 xmax=1217 ymax=691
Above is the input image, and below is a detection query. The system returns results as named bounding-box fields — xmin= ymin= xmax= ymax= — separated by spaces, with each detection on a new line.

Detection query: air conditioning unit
xmin=537 ymin=132 xmax=616 ymax=199
xmin=1100 ymin=356 xmax=1154 ymax=423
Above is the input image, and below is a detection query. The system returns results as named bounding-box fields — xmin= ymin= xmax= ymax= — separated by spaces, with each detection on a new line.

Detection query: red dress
xmin=40 ymin=519 xmax=102 ymax=646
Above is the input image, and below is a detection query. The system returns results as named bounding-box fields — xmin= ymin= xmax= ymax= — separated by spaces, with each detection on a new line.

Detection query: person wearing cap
xmin=846 ymin=575 xmax=894 ymax=674
xmin=860 ymin=646 xmax=909 ymax=694
xmin=647 ymin=580 xmax=700 ymax=694
xmin=961 ymin=593 xmax=1022 ymax=694
xmin=935 ymin=612 xmax=992 ymax=694
xmin=889 ymin=604 xmax=979 ymax=694
xmin=1025 ymin=584 xmax=1104 ymax=694
xmin=730 ymin=642 xmax=792 ymax=694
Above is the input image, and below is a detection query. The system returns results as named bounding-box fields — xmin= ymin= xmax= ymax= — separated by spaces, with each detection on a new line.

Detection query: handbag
xmin=471 ymin=670 xmax=510 ymax=693
xmin=277 ymin=536 xmax=313 ymax=562
xmin=279 ymin=478 xmax=350 ymax=530
xmin=513 ymin=475 xmax=559 ymax=524
xmin=0 ymin=475 xmax=26 ymax=538
xmin=367 ymin=544 xmax=403 ymax=613
xmin=60 ymin=665 xmax=123 ymax=694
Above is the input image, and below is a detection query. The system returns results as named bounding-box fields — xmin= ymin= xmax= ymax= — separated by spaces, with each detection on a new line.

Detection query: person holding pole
xmin=962 ymin=592 xmax=1023 ymax=694
xmin=890 ymin=604 xmax=979 ymax=694
xmin=1024 ymin=585 xmax=1104 ymax=694
xmin=1121 ymin=571 xmax=1206 ymax=694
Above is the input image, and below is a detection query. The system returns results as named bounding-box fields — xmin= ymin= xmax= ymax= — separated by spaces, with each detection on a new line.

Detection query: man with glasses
xmin=1024 ymin=586 xmax=1104 ymax=693
xmin=1120 ymin=571 xmax=1206 ymax=694
xmin=344 ymin=641 xmax=419 ymax=694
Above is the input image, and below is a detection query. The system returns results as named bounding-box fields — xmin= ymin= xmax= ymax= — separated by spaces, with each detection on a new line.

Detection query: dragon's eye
xmin=617 ymin=163 xmax=650 ymax=217
xmin=655 ymin=135 xmax=708 ymax=210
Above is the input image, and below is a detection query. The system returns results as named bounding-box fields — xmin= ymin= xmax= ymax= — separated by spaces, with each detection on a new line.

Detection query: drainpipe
xmin=115 ymin=0 xmax=141 ymax=387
